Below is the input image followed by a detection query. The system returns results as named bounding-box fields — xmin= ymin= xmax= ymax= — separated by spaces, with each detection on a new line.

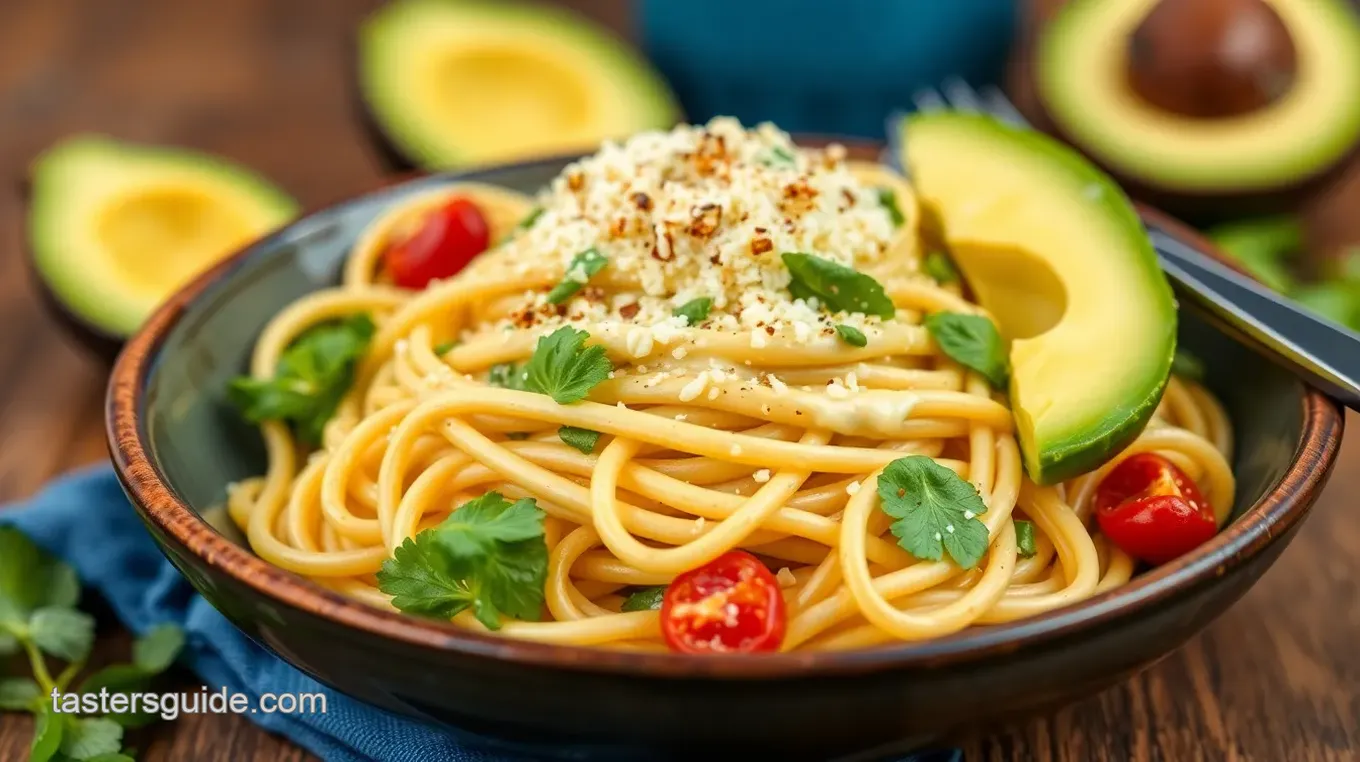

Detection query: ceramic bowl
xmin=106 ymin=150 xmax=1343 ymax=761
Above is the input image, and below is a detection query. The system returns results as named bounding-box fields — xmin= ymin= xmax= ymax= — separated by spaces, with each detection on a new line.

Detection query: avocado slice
xmin=357 ymin=0 xmax=680 ymax=170
xmin=903 ymin=113 xmax=1176 ymax=485
xmin=1036 ymin=0 xmax=1360 ymax=194
xmin=27 ymin=135 xmax=297 ymax=343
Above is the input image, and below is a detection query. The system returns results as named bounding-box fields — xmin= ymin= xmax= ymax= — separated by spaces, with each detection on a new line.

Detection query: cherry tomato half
xmin=1094 ymin=453 xmax=1218 ymax=566
xmin=660 ymin=550 xmax=786 ymax=654
xmin=383 ymin=197 xmax=490 ymax=289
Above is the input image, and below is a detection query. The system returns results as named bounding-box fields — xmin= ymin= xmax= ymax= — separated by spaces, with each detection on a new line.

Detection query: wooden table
xmin=1 ymin=0 xmax=1357 ymax=759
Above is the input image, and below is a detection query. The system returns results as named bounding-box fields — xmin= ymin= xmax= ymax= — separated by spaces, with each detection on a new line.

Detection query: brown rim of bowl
xmin=107 ymin=146 xmax=1344 ymax=680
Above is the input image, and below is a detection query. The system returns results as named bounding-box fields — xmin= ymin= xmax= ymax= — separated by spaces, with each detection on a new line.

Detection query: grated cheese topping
xmin=469 ymin=118 xmax=905 ymax=360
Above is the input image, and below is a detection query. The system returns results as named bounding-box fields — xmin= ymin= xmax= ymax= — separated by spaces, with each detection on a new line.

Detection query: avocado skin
xmin=1022 ymin=370 xmax=1171 ymax=486
xmin=26 ymin=136 xmax=298 ymax=352
xmin=1009 ymin=77 xmax=1358 ymax=224
xmin=346 ymin=36 xmax=419 ymax=174
xmin=24 ymin=244 xmax=124 ymax=364
xmin=20 ymin=171 xmax=124 ymax=363
xmin=984 ymin=120 xmax=1176 ymax=486
xmin=1013 ymin=0 xmax=1360 ymax=223
xmin=353 ymin=0 xmax=679 ymax=173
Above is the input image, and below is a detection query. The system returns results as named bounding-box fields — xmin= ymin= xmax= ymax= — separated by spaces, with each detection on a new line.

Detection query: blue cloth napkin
xmin=0 ymin=465 xmax=963 ymax=762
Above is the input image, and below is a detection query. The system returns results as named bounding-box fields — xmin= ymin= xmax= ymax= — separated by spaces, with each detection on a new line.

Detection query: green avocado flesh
xmin=1037 ymin=0 xmax=1360 ymax=192
xmin=28 ymin=135 xmax=297 ymax=338
xmin=358 ymin=0 xmax=680 ymax=170
xmin=903 ymin=113 xmax=1177 ymax=485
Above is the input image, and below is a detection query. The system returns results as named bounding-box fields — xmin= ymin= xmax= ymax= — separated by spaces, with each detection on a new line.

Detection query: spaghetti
xmin=226 ymin=118 xmax=1235 ymax=653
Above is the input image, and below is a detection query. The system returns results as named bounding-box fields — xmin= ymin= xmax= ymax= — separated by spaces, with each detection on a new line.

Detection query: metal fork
xmin=889 ymin=78 xmax=1360 ymax=410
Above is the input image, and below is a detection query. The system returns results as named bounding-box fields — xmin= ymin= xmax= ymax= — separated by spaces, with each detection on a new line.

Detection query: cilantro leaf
xmin=834 ymin=324 xmax=867 ymax=347
xmin=876 ymin=187 xmax=905 ymax=228
xmin=83 ymin=755 xmax=136 ymax=762
xmin=77 ymin=664 xmax=150 ymax=698
xmin=877 ymin=455 xmax=990 ymax=569
xmin=924 ymin=312 xmax=1008 ymax=388
xmin=434 ymin=493 xmax=545 ymax=560
xmin=132 ymin=623 xmax=185 ymax=673
xmin=0 ymin=528 xmax=80 ymax=626
xmin=1015 ymin=520 xmax=1037 ymax=558
xmin=78 ymin=624 xmax=184 ymax=699
xmin=469 ymin=538 xmax=547 ymax=630
xmin=30 ymin=706 xmax=63 ymax=762
xmin=29 ymin=606 xmax=94 ymax=662
xmin=0 ymin=677 xmax=39 ymax=710
xmin=620 ymin=586 xmax=666 ymax=612
xmin=0 ymin=631 xmax=16 ymax=655
xmin=488 ymin=362 xmax=528 ymax=390
xmin=60 ymin=717 xmax=123 ymax=760
xmin=673 ymin=297 xmax=713 ymax=326
xmin=558 ymin=426 xmax=601 ymax=454
xmin=376 ymin=534 xmax=475 ymax=620
xmin=546 ymin=248 xmax=608 ymax=304
xmin=781 ymin=253 xmax=895 ymax=319
xmin=923 ymin=250 xmax=958 ymax=284
xmin=433 ymin=493 xmax=547 ymax=628
xmin=228 ymin=313 xmax=375 ymax=445
xmin=378 ymin=492 xmax=549 ymax=630
xmin=433 ymin=340 xmax=459 ymax=356
xmin=1171 ymin=349 xmax=1205 ymax=382
xmin=524 ymin=326 xmax=613 ymax=404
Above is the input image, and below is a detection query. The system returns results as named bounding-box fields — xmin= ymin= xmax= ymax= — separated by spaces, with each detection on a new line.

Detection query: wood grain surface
xmin=0 ymin=0 xmax=1357 ymax=759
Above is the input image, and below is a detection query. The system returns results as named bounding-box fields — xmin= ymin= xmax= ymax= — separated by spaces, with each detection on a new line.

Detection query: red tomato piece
xmin=1094 ymin=452 xmax=1218 ymax=566
xmin=660 ymin=550 xmax=786 ymax=654
xmin=383 ymin=197 xmax=490 ymax=289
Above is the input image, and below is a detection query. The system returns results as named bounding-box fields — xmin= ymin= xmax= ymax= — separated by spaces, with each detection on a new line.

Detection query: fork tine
xmin=979 ymin=86 xmax=1032 ymax=128
xmin=911 ymin=87 xmax=948 ymax=114
xmin=941 ymin=77 xmax=983 ymax=112
xmin=883 ymin=109 xmax=910 ymax=174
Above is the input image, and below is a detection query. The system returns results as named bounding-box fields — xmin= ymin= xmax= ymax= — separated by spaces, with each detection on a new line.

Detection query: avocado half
xmin=1034 ymin=0 xmax=1360 ymax=216
xmin=903 ymin=113 xmax=1177 ymax=485
xmin=356 ymin=0 xmax=681 ymax=172
xmin=26 ymin=136 xmax=297 ymax=357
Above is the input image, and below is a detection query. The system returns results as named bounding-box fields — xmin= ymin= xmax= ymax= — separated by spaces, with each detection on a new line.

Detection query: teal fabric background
xmin=639 ymin=0 xmax=1017 ymax=138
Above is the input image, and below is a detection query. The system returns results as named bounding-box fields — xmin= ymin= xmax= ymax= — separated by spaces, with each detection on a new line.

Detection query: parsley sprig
xmin=546 ymin=248 xmax=608 ymax=304
xmin=834 ymin=324 xmax=867 ymax=348
xmin=923 ymin=312 xmax=1008 ymax=389
xmin=620 ymin=586 xmax=666 ymax=612
xmin=558 ymin=426 xmax=601 ymax=454
xmin=876 ymin=188 xmax=905 ymax=228
xmin=759 ymin=146 xmax=798 ymax=169
xmin=1015 ymin=520 xmax=1037 ymax=558
xmin=672 ymin=297 xmax=712 ymax=326
xmin=228 ymin=313 xmax=375 ymax=445
xmin=0 ymin=528 xmax=185 ymax=761
xmin=876 ymin=456 xmax=990 ymax=569
xmin=523 ymin=326 xmax=613 ymax=404
xmin=497 ymin=207 xmax=544 ymax=246
xmin=377 ymin=492 xmax=548 ymax=630
xmin=781 ymin=253 xmax=895 ymax=319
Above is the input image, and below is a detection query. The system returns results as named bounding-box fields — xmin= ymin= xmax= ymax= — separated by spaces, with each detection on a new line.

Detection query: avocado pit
xmin=1126 ymin=0 xmax=1297 ymax=120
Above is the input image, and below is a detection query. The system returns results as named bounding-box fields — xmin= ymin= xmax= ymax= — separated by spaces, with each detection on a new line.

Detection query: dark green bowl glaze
xmin=107 ymin=152 xmax=1343 ymax=761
